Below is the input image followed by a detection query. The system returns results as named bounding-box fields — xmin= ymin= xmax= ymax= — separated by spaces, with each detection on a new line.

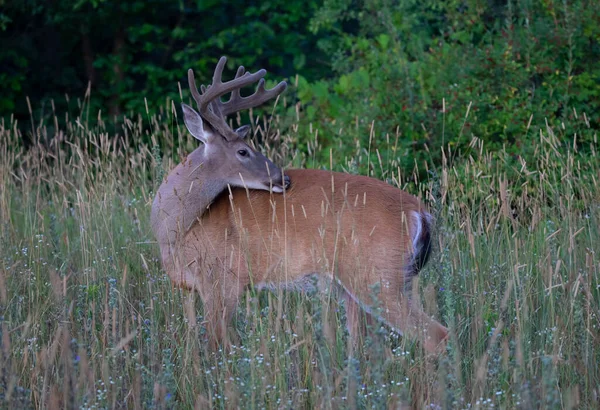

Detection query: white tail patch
xmin=409 ymin=210 xmax=433 ymax=270
xmin=411 ymin=211 xmax=423 ymax=256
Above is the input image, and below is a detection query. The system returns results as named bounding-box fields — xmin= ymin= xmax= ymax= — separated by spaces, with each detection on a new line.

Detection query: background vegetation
xmin=0 ymin=0 xmax=599 ymax=408
xmin=2 ymin=0 xmax=599 ymax=166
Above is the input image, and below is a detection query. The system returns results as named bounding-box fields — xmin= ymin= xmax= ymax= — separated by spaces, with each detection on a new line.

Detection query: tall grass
xmin=0 ymin=97 xmax=598 ymax=409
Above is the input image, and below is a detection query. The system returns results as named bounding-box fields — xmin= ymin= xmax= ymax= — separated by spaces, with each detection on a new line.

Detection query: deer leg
xmin=375 ymin=288 xmax=448 ymax=355
xmin=405 ymin=301 xmax=448 ymax=354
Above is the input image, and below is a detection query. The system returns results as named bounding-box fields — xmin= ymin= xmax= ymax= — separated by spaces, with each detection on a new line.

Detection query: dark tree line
xmin=1 ymin=0 xmax=599 ymax=168
xmin=0 ymin=0 xmax=324 ymax=120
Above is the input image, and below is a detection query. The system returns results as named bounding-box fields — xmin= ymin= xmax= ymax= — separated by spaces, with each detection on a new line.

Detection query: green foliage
xmin=2 ymin=0 xmax=599 ymax=173
xmin=301 ymin=0 xmax=600 ymax=170
xmin=0 ymin=0 xmax=324 ymax=124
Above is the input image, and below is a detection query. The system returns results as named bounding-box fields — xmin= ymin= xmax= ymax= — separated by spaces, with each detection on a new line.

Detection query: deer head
xmin=151 ymin=57 xmax=289 ymax=250
xmin=184 ymin=56 xmax=289 ymax=192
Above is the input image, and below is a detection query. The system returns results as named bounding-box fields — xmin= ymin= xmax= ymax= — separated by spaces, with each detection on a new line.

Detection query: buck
xmin=151 ymin=57 xmax=448 ymax=354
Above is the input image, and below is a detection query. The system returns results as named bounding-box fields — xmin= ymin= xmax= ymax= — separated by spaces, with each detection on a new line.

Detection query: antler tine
xmin=224 ymin=66 xmax=246 ymax=111
xmin=199 ymin=57 xmax=266 ymax=112
xmin=221 ymin=78 xmax=287 ymax=116
xmin=187 ymin=68 xmax=203 ymax=109
xmin=211 ymin=55 xmax=227 ymax=88
xmin=207 ymin=64 xmax=247 ymax=120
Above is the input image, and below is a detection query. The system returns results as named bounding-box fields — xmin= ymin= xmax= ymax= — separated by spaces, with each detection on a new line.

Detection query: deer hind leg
xmin=375 ymin=285 xmax=448 ymax=354
xmin=341 ymin=280 xmax=447 ymax=354
xmin=396 ymin=209 xmax=448 ymax=353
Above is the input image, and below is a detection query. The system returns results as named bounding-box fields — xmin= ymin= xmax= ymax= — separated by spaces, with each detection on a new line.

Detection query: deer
xmin=151 ymin=57 xmax=448 ymax=354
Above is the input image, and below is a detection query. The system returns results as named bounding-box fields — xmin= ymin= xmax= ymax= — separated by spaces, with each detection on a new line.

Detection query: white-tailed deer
xmin=151 ymin=57 xmax=448 ymax=354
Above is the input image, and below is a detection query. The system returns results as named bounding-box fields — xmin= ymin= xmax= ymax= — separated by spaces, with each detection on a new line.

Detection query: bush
xmin=298 ymin=0 xmax=600 ymax=171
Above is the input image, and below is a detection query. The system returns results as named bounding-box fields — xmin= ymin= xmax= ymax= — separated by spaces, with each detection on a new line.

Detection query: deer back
xmin=179 ymin=169 xmax=431 ymax=305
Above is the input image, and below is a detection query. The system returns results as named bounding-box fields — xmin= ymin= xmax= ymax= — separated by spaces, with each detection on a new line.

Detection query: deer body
xmin=151 ymin=57 xmax=448 ymax=353
xmin=158 ymin=168 xmax=448 ymax=353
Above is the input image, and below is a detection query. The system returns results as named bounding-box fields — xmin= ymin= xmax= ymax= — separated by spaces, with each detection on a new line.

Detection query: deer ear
xmin=235 ymin=125 xmax=251 ymax=139
xmin=182 ymin=103 xmax=213 ymax=144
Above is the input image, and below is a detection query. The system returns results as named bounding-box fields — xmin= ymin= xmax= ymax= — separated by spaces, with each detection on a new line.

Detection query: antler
xmin=188 ymin=56 xmax=287 ymax=140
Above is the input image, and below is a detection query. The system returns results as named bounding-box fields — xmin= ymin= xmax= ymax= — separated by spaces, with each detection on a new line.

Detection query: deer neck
xmin=151 ymin=145 xmax=227 ymax=248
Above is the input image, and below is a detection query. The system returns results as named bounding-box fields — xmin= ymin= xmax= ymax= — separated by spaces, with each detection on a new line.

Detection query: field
xmin=0 ymin=100 xmax=599 ymax=409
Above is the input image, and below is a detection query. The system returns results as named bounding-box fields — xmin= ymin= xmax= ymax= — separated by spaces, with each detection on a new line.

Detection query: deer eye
xmin=237 ymin=149 xmax=249 ymax=157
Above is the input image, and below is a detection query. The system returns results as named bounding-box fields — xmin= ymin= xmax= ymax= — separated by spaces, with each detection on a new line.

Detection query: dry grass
xmin=0 ymin=97 xmax=598 ymax=409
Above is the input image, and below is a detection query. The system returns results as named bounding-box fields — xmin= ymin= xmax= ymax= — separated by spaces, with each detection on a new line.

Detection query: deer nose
xmin=284 ymin=175 xmax=291 ymax=189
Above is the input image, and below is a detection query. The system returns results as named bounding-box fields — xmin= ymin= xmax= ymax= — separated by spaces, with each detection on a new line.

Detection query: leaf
xmin=313 ymin=81 xmax=329 ymax=102
xmin=337 ymin=74 xmax=350 ymax=94
xmin=293 ymin=53 xmax=306 ymax=71
xmin=377 ymin=33 xmax=390 ymax=49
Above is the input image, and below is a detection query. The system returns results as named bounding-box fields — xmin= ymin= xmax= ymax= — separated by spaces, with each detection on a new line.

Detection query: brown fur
xmin=160 ymin=169 xmax=448 ymax=353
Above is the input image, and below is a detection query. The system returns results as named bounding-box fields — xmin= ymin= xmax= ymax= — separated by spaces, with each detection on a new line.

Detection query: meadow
xmin=0 ymin=96 xmax=598 ymax=409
